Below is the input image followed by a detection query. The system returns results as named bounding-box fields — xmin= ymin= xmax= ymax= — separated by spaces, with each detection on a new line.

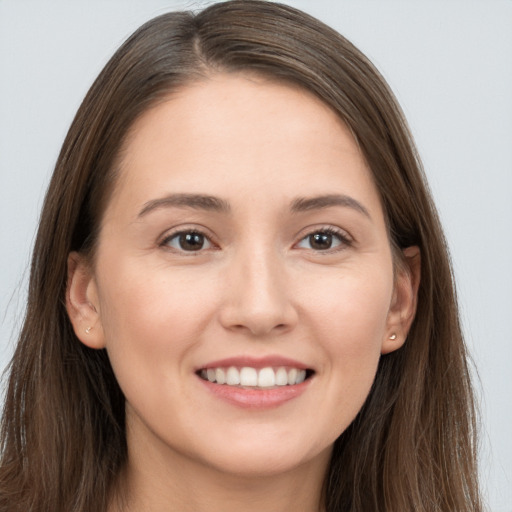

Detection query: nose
xmin=218 ymin=247 xmax=298 ymax=337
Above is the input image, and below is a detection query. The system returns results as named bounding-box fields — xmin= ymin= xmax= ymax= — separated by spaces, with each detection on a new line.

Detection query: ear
xmin=381 ymin=246 xmax=421 ymax=354
xmin=66 ymin=252 xmax=105 ymax=349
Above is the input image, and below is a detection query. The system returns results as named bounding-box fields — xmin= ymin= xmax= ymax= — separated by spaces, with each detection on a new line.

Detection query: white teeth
xmin=258 ymin=367 xmax=275 ymax=387
xmin=226 ymin=367 xmax=240 ymax=385
xmin=287 ymin=368 xmax=297 ymax=385
xmin=215 ymin=368 xmax=226 ymax=385
xmin=240 ymin=367 xmax=258 ymax=386
xmin=275 ymin=367 xmax=288 ymax=386
xmin=295 ymin=369 xmax=306 ymax=384
xmin=201 ymin=366 xmax=311 ymax=387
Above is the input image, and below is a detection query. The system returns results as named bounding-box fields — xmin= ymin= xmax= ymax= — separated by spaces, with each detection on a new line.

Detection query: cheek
xmin=94 ymin=260 xmax=220 ymax=381
xmin=301 ymin=265 xmax=393 ymax=346
xmin=297 ymin=266 xmax=393 ymax=423
xmin=98 ymin=257 xmax=214 ymax=329
xmin=94 ymin=261 xmax=225 ymax=440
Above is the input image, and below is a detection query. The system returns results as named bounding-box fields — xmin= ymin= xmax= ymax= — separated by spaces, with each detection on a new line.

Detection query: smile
xmin=198 ymin=366 xmax=311 ymax=388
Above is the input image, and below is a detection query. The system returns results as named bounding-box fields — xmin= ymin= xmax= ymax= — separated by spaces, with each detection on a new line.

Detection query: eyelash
xmin=160 ymin=229 xmax=216 ymax=254
xmin=159 ymin=226 xmax=352 ymax=254
xmin=296 ymin=227 xmax=352 ymax=253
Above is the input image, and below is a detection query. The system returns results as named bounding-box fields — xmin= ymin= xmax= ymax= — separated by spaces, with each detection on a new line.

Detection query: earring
xmin=389 ymin=333 xmax=397 ymax=340
xmin=85 ymin=326 xmax=92 ymax=334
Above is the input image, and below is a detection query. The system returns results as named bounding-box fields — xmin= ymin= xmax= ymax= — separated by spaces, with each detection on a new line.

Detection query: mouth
xmin=196 ymin=366 xmax=315 ymax=390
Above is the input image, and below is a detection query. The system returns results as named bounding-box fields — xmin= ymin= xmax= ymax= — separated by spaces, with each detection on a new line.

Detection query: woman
xmin=0 ymin=1 xmax=482 ymax=511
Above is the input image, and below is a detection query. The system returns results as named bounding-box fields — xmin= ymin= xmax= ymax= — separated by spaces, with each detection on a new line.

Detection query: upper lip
xmin=196 ymin=355 xmax=312 ymax=371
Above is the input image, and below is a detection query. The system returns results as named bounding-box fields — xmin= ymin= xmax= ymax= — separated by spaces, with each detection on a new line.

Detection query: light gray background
xmin=1 ymin=1 xmax=511 ymax=510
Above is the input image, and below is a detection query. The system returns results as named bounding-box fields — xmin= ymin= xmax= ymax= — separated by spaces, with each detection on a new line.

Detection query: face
xmin=68 ymin=73 xmax=416 ymax=482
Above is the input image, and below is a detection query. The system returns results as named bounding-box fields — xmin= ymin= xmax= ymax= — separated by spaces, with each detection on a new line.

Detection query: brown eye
xmin=309 ymin=233 xmax=334 ymax=250
xmin=296 ymin=229 xmax=349 ymax=251
xmin=164 ymin=231 xmax=212 ymax=252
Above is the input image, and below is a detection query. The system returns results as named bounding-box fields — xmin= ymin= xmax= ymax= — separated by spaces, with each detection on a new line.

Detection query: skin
xmin=67 ymin=73 xmax=419 ymax=512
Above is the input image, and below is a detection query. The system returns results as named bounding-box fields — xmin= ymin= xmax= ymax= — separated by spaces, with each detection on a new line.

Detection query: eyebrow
xmin=138 ymin=193 xmax=231 ymax=217
xmin=137 ymin=192 xmax=370 ymax=219
xmin=290 ymin=194 xmax=371 ymax=218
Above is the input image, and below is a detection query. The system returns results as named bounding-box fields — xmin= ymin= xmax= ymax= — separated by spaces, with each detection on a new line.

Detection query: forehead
xmin=107 ymin=73 xmax=383 ymax=221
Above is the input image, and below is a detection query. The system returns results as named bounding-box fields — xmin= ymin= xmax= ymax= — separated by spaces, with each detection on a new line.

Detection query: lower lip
xmin=197 ymin=376 xmax=311 ymax=409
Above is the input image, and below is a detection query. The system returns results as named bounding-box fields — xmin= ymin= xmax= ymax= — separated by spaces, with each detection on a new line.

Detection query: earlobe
xmin=66 ymin=252 xmax=105 ymax=349
xmin=382 ymin=246 xmax=421 ymax=354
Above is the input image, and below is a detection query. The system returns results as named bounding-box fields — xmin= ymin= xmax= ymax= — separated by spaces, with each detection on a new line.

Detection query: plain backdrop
xmin=1 ymin=1 xmax=511 ymax=510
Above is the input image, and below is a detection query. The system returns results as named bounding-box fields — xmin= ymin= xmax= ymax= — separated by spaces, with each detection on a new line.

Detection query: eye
xmin=162 ymin=230 xmax=213 ymax=252
xmin=296 ymin=228 xmax=350 ymax=251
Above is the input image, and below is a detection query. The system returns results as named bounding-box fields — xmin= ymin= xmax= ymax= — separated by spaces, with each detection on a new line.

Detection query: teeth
xmin=200 ymin=366 xmax=310 ymax=388
xmin=226 ymin=367 xmax=240 ymax=385
xmin=240 ymin=367 xmax=258 ymax=386
xmin=275 ymin=367 xmax=288 ymax=386
xmin=215 ymin=368 xmax=226 ymax=385
xmin=287 ymin=368 xmax=297 ymax=385
xmin=258 ymin=367 xmax=275 ymax=387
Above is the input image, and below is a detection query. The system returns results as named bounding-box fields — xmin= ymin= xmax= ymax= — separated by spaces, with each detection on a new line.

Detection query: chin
xmin=198 ymin=433 xmax=333 ymax=479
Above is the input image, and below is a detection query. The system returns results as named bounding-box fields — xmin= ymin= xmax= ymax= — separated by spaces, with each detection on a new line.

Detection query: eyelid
xmin=157 ymin=223 xmax=353 ymax=254
xmin=293 ymin=225 xmax=353 ymax=251
xmin=158 ymin=225 xmax=218 ymax=253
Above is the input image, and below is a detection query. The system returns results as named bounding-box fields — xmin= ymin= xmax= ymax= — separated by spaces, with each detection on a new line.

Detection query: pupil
xmin=180 ymin=233 xmax=204 ymax=251
xmin=310 ymin=233 xmax=332 ymax=250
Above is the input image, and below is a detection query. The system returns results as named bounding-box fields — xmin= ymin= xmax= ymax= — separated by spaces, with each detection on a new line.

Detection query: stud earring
xmin=85 ymin=326 xmax=92 ymax=334
xmin=389 ymin=333 xmax=397 ymax=340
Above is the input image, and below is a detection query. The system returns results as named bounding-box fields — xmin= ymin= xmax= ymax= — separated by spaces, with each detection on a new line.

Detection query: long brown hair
xmin=0 ymin=2 xmax=481 ymax=510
